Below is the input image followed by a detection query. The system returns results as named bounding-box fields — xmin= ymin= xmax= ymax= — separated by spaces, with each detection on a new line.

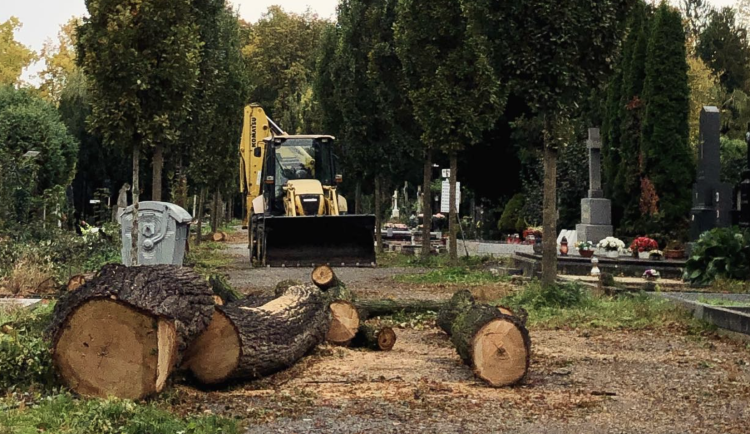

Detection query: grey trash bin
xmin=118 ymin=201 xmax=192 ymax=266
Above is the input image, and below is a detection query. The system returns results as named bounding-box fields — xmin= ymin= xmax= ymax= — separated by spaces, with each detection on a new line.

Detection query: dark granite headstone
xmin=690 ymin=106 xmax=733 ymax=239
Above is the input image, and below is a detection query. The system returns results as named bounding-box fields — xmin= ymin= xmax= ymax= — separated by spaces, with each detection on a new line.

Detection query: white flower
xmin=597 ymin=237 xmax=625 ymax=252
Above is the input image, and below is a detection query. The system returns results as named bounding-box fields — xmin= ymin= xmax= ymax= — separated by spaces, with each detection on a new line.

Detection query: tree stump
xmin=211 ymin=232 xmax=225 ymax=242
xmin=182 ymin=284 xmax=329 ymax=385
xmin=311 ymin=264 xmax=338 ymax=290
xmin=438 ymin=290 xmax=530 ymax=387
xmin=351 ymin=324 xmax=397 ymax=351
xmin=47 ymin=265 xmax=214 ymax=399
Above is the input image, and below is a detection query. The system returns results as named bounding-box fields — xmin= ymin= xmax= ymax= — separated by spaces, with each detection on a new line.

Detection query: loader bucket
xmin=261 ymin=214 xmax=376 ymax=267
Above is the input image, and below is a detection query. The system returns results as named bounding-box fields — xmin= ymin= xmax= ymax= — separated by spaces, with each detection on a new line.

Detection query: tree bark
xmin=211 ymin=188 xmax=220 ymax=234
xmin=355 ymin=181 xmax=362 ymax=214
xmin=195 ymin=188 xmax=205 ymax=246
xmin=351 ymin=324 xmax=396 ymax=351
xmin=437 ymin=290 xmax=530 ymax=387
xmin=47 ymin=265 xmax=214 ymax=399
xmin=449 ymin=150 xmax=458 ymax=262
xmin=131 ymin=145 xmax=140 ymax=266
xmin=152 ymin=144 xmax=163 ymax=202
xmin=374 ymin=176 xmax=383 ymax=253
xmin=421 ymin=148 xmax=433 ymax=259
xmin=354 ymin=298 xmax=444 ymax=319
xmin=274 ymin=279 xmax=303 ymax=297
xmin=541 ymin=125 xmax=558 ymax=286
xmin=182 ymin=284 xmax=329 ymax=385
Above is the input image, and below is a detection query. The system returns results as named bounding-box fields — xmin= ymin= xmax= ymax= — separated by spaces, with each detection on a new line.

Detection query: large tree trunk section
xmin=541 ymin=125 xmax=558 ymax=286
xmin=356 ymin=299 xmax=446 ymax=319
xmin=421 ymin=149 xmax=432 ymax=259
xmin=327 ymin=300 xmax=359 ymax=345
xmin=208 ymin=274 xmax=242 ymax=305
xmin=66 ymin=273 xmax=95 ymax=291
xmin=438 ymin=291 xmax=530 ymax=387
xmin=436 ymin=290 xmax=475 ymax=335
xmin=311 ymin=265 xmax=338 ymax=290
xmin=449 ymin=150 xmax=458 ymax=262
xmin=152 ymin=144 xmax=163 ymax=202
xmin=275 ymin=279 xmax=302 ymax=297
xmin=211 ymin=232 xmax=226 ymax=242
xmin=47 ymin=265 xmax=214 ymax=399
xmin=183 ymin=284 xmax=329 ymax=385
xmin=351 ymin=324 xmax=396 ymax=351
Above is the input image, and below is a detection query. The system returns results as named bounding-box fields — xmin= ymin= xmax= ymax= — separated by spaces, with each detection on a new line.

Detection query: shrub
xmin=685 ymin=227 xmax=750 ymax=285
xmin=0 ymin=302 xmax=57 ymax=391
xmin=503 ymin=281 xmax=592 ymax=311
xmin=498 ymin=194 xmax=525 ymax=233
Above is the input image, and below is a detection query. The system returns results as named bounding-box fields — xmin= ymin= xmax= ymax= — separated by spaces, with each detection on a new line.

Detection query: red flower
xmin=630 ymin=237 xmax=658 ymax=252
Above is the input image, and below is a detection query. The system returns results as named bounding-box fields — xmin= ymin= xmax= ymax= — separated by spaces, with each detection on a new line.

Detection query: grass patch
xmin=184 ymin=242 xmax=233 ymax=276
xmin=377 ymin=252 xmax=506 ymax=269
xmin=500 ymin=281 xmax=713 ymax=331
xmin=395 ymin=266 xmax=508 ymax=285
xmin=703 ymin=278 xmax=750 ymax=294
xmin=696 ymin=297 xmax=750 ymax=307
xmin=0 ymin=393 xmax=240 ymax=434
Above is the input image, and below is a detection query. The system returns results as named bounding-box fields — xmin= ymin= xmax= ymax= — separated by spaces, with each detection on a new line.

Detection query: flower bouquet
xmin=597 ymin=237 xmax=625 ymax=258
xmin=643 ymin=269 xmax=660 ymax=281
xmin=630 ymin=237 xmax=658 ymax=259
xmin=575 ymin=241 xmax=595 ymax=258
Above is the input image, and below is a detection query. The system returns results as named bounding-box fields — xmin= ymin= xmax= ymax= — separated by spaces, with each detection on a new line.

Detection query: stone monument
xmin=690 ymin=106 xmax=733 ymax=240
xmin=576 ymin=128 xmax=613 ymax=244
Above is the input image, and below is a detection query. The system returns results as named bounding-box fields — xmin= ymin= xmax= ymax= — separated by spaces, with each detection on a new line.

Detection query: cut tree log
xmin=327 ymin=300 xmax=359 ymax=345
xmin=66 ymin=273 xmax=95 ymax=291
xmin=208 ymin=274 xmax=242 ymax=304
xmin=182 ymin=284 xmax=329 ymax=385
xmin=496 ymin=305 xmax=528 ymax=326
xmin=211 ymin=232 xmax=226 ymax=242
xmin=311 ymin=265 xmax=338 ymax=290
xmin=438 ymin=290 xmax=530 ymax=387
xmin=47 ymin=265 xmax=214 ymax=399
xmin=356 ymin=299 xmax=446 ymax=320
xmin=351 ymin=324 xmax=396 ymax=351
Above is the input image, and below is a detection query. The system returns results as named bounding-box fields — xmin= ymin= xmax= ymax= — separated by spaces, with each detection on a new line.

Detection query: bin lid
xmin=118 ymin=201 xmax=192 ymax=224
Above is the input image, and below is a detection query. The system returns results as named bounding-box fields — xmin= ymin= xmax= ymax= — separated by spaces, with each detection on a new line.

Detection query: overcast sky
xmin=0 ymin=0 xmax=738 ymax=84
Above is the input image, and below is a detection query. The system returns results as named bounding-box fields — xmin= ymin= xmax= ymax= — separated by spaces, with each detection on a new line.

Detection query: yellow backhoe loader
xmin=239 ymin=104 xmax=376 ymax=266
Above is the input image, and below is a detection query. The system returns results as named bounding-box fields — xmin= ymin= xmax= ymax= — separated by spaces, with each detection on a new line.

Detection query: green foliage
xmin=498 ymin=194 xmax=525 ymax=233
xmin=720 ymin=137 xmax=748 ymax=187
xmin=186 ymin=3 xmax=248 ymax=195
xmin=0 ymin=17 xmax=37 ymax=86
xmin=244 ymin=6 xmax=330 ymax=134
xmin=0 ymin=394 xmax=240 ymax=434
xmin=641 ymin=3 xmax=693 ymax=232
xmin=685 ymin=227 xmax=750 ymax=285
xmin=395 ymin=267 xmax=507 ymax=285
xmin=696 ymin=296 xmax=750 ymax=307
xmin=0 ymin=303 xmax=56 ymax=392
xmin=697 ymin=7 xmax=750 ymax=93
xmin=0 ymin=86 xmax=78 ymax=231
xmin=501 ymin=282 xmax=704 ymax=330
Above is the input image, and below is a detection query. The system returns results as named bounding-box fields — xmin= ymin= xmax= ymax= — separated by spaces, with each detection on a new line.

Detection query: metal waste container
xmin=118 ymin=201 xmax=192 ymax=266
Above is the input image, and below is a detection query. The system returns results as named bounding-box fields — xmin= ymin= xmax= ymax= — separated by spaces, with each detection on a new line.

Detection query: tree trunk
xmin=437 ymin=290 xmax=530 ymax=387
xmin=152 ymin=144 xmax=163 ymax=202
xmin=374 ymin=176 xmax=383 ymax=253
xmin=355 ymin=181 xmax=362 ymax=214
xmin=449 ymin=150 xmax=458 ymax=262
xmin=196 ymin=188 xmax=206 ymax=246
xmin=351 ymin=324 xmax=396 ymax=351
xmin=65 ymin=273 xmax=95 ymax=292
xmin=211 ymin=188 xmax=220 ymax=234
xmin=182 ymin=284 xmax=329 ymax=385
xmin=311 ymin=264 xmax=339 ymax=290
xmin=321 ymin=281 xmax=358 ymax=346
xmin=131 ymin=145 xmax=140 ymax=266
xmin=356 ymin=298 xmax=446 ymax=319
xmin=47 ymin=265 xmax=214 ymax=399
xmin=541 ymin=126 xmax=558 ymax=286
xmin=274 ymin=279 xmax=303 ymax=297
xmin=421 ymin=148 xmax=433 ymax=259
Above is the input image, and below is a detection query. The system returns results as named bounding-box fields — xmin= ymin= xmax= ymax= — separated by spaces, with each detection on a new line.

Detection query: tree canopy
xmin=0 ymin=17 xmax=36 ymax=86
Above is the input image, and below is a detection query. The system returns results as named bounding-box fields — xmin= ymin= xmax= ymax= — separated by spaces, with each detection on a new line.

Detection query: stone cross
xmin=587 ymin=128 xmax=603 ymax=199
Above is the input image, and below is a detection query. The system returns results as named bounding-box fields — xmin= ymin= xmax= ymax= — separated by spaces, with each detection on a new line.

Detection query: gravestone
xmin=118 ymin=201 xmax=192 ymax=266
xmin=576 ymin=128 xmax=613 ymax=244
xmin=391 ymin=190 xmax=400 ymax=219
xmin=690 ymin=106 xmax=733 ymax=240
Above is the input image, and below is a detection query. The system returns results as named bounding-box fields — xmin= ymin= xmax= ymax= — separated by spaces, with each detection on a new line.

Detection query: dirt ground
xmin=171 ymin=240 xmax=750 ymax=433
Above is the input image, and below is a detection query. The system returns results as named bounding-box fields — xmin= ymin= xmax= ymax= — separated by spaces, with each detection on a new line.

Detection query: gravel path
xmin=175 ymin=327 xmax=750 ymax=434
